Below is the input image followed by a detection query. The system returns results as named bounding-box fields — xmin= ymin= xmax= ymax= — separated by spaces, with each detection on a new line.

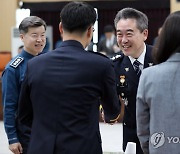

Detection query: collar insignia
xmin=148 ymin=63 xmax=153 ymax=67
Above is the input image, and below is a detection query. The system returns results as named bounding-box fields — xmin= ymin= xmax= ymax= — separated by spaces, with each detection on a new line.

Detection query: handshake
xmin=99 ymin=95 xmax=124 ymax=125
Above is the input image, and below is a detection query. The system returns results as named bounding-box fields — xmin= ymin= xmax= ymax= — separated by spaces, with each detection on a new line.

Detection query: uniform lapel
xmin=144 ymin=45 xmax=153 ymax=68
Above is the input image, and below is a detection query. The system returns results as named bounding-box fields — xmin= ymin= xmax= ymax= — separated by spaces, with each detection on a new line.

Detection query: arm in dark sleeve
xmin=17 ymin=67 xmax=33 ymax=151
xmin=2 ymin=68 xmax=19 ymax=144
xmin=101 ymin=60 xmax=121 ymax=123
xmin=18 ymin=68 xmax=33 ymax=128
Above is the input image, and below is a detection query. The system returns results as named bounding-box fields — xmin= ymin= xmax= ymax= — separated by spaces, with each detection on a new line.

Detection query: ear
xmin=19 ymin=34 xmax=24 ymax=41
xmin=59 ymin=22 xmax=63 ymax=35
xmin=87 ymin=26 xmax=93 ymax=38
xmin=143 ymin=29 xmax=148 ymax=41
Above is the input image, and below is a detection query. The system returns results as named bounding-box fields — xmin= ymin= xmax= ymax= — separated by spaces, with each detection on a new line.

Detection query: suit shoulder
xmin=110 ymin=52 xmax=124 ymax=62
xmin=29 ymin=51 xmax=51 ymax=62
xmin=87 ymin=50 xmax=109 ymax=59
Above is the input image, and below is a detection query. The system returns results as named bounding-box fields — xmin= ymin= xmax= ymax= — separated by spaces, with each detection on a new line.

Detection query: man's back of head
xmin=60 ymin=2 xmax=96 ymax=33
xmin=59 ymin=2 xmax=97 ymax=48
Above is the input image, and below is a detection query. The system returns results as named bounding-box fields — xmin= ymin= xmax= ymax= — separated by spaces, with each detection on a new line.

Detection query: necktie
xmin=133 ymin=60 xmax=141 ymax=77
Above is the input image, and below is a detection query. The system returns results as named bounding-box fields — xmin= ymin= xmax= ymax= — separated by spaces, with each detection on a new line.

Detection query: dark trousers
xmin=123 ymin=124 xmax=144 ymax=154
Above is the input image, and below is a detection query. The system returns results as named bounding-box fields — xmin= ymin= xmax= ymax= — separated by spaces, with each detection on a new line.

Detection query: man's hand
xmin=9 ymin=142 xmax=23 ymax=154
xmin=99 ymin=105 xmax=117 ymax=125
xmin=99 ymin=105 xmax=105 ymax=123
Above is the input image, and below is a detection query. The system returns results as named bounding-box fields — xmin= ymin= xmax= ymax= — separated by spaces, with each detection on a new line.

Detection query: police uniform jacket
xmin=18 ymin=40 xmax=120 ymax=154
xmin=113 ymin=45 xmax=153 ymax=129
xmin=2 ymin=50 xmax=34 ymax=146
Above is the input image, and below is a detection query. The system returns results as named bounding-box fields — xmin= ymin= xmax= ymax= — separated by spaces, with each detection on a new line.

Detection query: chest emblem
xmin=125 ymin=67 xmax=129 ymax=72
xmin=120 ymin=75 xmax=126 ymax=86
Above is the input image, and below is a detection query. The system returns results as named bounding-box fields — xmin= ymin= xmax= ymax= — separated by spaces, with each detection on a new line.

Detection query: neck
xmin=133 ymin=44 xmax=145 ymax=59
xmin=23 ymin=48 xmax=38 ymax=56
xmin=63 ymin=32 xmax=87 ymax=49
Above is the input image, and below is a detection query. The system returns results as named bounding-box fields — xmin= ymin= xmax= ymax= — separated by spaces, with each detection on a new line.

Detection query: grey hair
xmin=114 ymin=8 xmax=148 ymax=32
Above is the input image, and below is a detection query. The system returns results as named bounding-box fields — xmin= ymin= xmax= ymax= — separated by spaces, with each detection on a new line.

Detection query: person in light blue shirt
xmin=2 ymin=16 xmax=46 ymax=154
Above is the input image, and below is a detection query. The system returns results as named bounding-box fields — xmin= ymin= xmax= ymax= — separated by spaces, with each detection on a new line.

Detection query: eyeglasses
xmin=88 ymin=26 xmax=95 ymax=32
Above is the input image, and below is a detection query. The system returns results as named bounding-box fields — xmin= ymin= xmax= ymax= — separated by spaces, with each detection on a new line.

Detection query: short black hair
xmin=104 ymin=25 xmax=114 ymax=33
xmin=153 ymin=11 xmax=180 ymax=64
xmin=19 ymin=16 xmax=46 ymax=34
xmin=60 ymin=2 xmax=96 ymax=33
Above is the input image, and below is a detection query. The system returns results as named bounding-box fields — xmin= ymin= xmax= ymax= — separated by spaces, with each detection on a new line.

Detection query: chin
xmin=122 ymin=51 xmax=130 ymax=56
xmin=35 ymin=50 xmax=42 ymax=55
xmin=36 ymin=48 xmax=43 ymax=52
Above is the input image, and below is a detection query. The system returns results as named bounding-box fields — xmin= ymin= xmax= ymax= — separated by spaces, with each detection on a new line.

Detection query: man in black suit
xmin=18 ymin=2 xmax=120 ymax=154
xmin=113 ymin=8 xmax=154 ymax=154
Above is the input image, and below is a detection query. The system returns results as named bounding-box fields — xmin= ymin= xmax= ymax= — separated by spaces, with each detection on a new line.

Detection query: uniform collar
xmin=59 ymin=40 xmax=84 ymax=50
xmin=20 ymin=49 xmax=35 ymax=59
xmin=128 ymin=43 xmax=146 ymax=66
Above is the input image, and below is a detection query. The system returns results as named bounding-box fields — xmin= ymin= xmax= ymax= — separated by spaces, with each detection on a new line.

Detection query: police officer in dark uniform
xmin=113 ymin=8 xmax=154 ymax=153
xmin=2 ymin=16 xmax=46 ymax=154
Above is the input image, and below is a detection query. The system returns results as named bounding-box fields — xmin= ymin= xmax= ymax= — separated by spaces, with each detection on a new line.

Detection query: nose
xmin=36 ymin=37 xmax=42 ymax=42
xmin=36 ymin=36 xmax=45 ymax=42
xmin=121 ymin=35 xmax=128 ymax=44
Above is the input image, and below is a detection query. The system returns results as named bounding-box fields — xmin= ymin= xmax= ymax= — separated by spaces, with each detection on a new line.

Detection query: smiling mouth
xmin=122 ymin=45 xmax=130 ymax=50
xmin=35 ymin=44 xmax=43 ymax=47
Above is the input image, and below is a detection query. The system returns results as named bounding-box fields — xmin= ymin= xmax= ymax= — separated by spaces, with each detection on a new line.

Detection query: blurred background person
xmin=137 ymin=11 xmax=180 ymax=154
xmin=152 ymin=26 xmax=162 ymax=46
xmin=98 ymin=24 xmax=120 ymax=57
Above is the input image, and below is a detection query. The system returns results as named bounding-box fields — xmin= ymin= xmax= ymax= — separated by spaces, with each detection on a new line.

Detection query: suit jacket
xmin=137 ymin=52 xmax=180 ymax=154
xmin=113 ymin=45 xmax=153 ymax=129
xmin=18 ymin=40 xmax=120 ymax=154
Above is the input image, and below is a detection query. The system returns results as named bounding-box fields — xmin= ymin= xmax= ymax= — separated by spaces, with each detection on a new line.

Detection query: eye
xmin=31 ymin=34 xmax=38 ymax=38
xmin=117 ymin=33 xmax=122 ymax=37
xmin=127 ymin=33 xmax=133 ymax=37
